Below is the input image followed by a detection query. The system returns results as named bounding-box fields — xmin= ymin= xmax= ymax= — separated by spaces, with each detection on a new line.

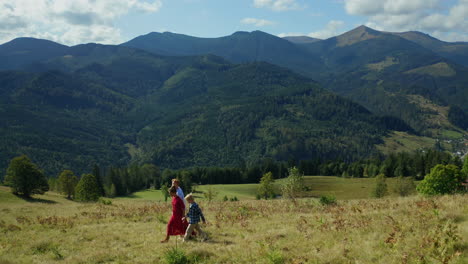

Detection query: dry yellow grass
xmin=0 ymin=186 xmax=466 ymax=264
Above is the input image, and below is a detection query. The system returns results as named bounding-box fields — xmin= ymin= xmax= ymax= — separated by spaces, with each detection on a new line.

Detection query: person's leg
xmin=161 ymin=227 xmax=170 ymax=243
xmin=194 ymin=224 xmax=206 ymax=240
xmin=183 ymin=224 xmax=195 ymax=241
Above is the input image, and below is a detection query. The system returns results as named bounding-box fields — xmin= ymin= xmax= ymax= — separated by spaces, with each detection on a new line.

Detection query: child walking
xmin=183 ymin=193 xmax=207 ymax=242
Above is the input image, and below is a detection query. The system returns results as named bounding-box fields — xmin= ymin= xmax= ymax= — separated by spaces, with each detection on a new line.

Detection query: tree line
xmin=2 ymin=149 xmax=466 ymax=201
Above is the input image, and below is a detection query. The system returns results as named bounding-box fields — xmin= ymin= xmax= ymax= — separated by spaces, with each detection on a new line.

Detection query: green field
xmin=115 ymin=176 xmax=409 ymax=202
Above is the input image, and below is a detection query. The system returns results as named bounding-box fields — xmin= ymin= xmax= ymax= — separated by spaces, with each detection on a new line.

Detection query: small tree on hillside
xmin=204 ymin=186 xmax=218 ymax=202
xmin=281 ymin=167 xmax=305 ymax=200
xmin=161 ymin=184 xmax=170 ymax=202
xmin=392 ymin=176 xmax=415 ymax=197
xmin=4 ymin=155 xmax=48 ymax=198
xmin=75 ymin=174 xmax=100 ymax=202
xmin=417 ymin=164 xmax=464 ymax=195
xmin=58 ymin=170 xmax=78 ymax=199
xmin=258 ymin=172 xmax=275 ymax=199
xmin=373 ymin=173 xmax=388 ymax=198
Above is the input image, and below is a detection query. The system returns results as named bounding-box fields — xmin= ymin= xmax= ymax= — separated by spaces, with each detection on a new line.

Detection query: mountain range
xmin=0 ymin=25 xmax=466 ymax=176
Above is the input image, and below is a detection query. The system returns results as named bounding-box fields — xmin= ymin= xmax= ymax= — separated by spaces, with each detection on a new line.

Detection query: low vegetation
xmin=0 ymin=186 xmax=466 ymax=264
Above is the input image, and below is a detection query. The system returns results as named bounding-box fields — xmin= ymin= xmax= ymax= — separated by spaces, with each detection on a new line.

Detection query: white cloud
xmin=241 ymin=18 xmax=276 ymax=27
xmin=308 ymin=20 xmax=345 ymax=39
xmin=277 ymin=32 xmax=306 ymax=37
xmin=253 ymin=0 xmax=301 ymax=11
xmin=277 ymin=20 xmax=345 ymax=40
xmin=0 ymin=0 xmax=163 ymax=45
xmin=344 ymin=0 xmax=468 ymax=42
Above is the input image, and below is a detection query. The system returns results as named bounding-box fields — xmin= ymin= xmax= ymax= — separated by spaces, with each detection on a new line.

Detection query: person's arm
xmin=198 ymin=206 xmax=206 ymax=223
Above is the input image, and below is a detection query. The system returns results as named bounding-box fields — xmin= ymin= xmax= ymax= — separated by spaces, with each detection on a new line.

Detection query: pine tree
xmin=75 ymin=174 xmax=100 ymax=202
xmin=92 ymin=164 xmax=105 ymax=196
xmin=4 ymin=155 xmax=48 ymax=198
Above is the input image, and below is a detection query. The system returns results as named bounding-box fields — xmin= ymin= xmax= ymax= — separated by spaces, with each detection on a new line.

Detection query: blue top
xmin=176 ymin=187 xmax=185 ymax=207
xmin=186 ymin=202 xmax=205 ymax=224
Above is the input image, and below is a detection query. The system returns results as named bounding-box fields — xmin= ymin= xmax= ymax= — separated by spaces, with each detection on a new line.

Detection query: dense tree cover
xmin=4 ymin=155 xmax=48 ymax=197
xmin=416 ymin=164 xmax=465 ymax=195
xmin=124 ymin=26 xmax=468 ymax=133
xmin=87 ymin=149 xmax=460 ymax=198
xmin=448 ymin=106 xmax=468 ymax=130
xmin=1 ymin=36 xmax=466 ymax=180
xmin=102 ymin=164 xmax=160 ymax=197
xmin=57 ymin=170 xmax=78 ymax=199
xmin=298 ymin=149 xmax=461 ymax=180
xmin=75 ymin=173 xmax=100 ymax=202
xmin=0 ymin=42 xmax=425 ymax=176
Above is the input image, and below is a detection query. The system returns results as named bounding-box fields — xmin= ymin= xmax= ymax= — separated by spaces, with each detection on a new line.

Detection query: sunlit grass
xmin=0 ymin=186 xmax=466 ymax=264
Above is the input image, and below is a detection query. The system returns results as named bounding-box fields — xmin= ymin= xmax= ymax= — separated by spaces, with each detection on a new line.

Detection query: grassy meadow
xmin=0 ymin=178 xmax=467 ymax=264
xmin=117 ymin=176 xmax=412 ymax=202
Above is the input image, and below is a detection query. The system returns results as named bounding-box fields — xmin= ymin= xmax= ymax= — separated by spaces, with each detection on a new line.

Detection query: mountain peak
xmin=335 ymin=25 xmax=382 ymax=46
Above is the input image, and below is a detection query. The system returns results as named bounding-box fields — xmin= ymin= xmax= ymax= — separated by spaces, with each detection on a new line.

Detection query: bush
xmin=281 ymin=167 xmax=305 ymax=200
xmin=319 ymin=194 xmax=337 ymax=206
xmin=266 ymin=249 xmax=284 ymax=264
xmin=417 ymin=164 xmax=465 ymax=195
xmin=373 ymin=173 xmax=388 ymax=198
xmin=98 ymin=198 xmax=112 ymax=205
xmin=258 ymin=172 xmax=275 ymax=199
xmin=75 ymin=174 xmax=100 ymax=202
xmin=164 ymin=248 xmax=189 ymax=264
xmin=393 ymin=176 xmax=416 ymax=196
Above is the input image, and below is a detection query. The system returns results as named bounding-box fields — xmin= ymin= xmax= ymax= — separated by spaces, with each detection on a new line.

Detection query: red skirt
xmin=167 ymin=215 xmax=188 ymax=236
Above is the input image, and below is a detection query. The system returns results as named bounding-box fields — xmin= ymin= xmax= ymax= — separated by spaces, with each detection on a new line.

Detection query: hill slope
xmin=121 ymin=26 xmax=468 ymax=136
xmin=0 ymin=45 xmax=409 ymax=176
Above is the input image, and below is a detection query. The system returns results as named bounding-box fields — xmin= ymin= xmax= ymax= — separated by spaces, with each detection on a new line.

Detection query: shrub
xmin=373 ymin=173 xmax=388 ymax=198
xmin=281 ymin=167 xmax=305 ymax=200
xmin=319 ymin=194 xmax=337 ymax=206
xmin=98 ymin=198 xmax=112 ymax=205
xmin=203 ymin=187 xmax=218 ymax=202
xmin=164 ymin=247 xmax=189 ymax=264
xmin=417 ymin=164 xmax=464 ymax=195
xmin=75 ymin=174 xmax=100 ymax=202
xmin=266 ymin=249 xmax=284 ymax=264
xmin=223 ymin=195 xmax=228 ymax=202
xmin=258 ymin=172 xmax=275 ymax=199
xmin=393 ymin=176 xmax=416 ymax=196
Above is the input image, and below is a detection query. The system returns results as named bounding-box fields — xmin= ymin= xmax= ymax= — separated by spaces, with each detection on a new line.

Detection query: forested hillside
xmin=0 ymin=43 xmax=410 ymax=176
xmin=124 ymin=26 xmax=468 ymax=137
xmin=1 ymin=26 xmax=467 ymax=178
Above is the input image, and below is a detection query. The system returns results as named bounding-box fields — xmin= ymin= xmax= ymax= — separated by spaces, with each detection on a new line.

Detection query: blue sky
xmin=1 ymin=0 xmax=467 ymax=45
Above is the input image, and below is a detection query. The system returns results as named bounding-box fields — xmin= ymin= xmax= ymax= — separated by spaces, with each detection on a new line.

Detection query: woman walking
xmin=161 ymin=186 xmax=188 ymax=243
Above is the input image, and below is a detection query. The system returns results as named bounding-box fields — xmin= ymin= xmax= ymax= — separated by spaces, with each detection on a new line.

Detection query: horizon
xmin=3 ymin=25 xmax=467 ymax=47
xmin=1 ymin=0 xmax=467 ymax=46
